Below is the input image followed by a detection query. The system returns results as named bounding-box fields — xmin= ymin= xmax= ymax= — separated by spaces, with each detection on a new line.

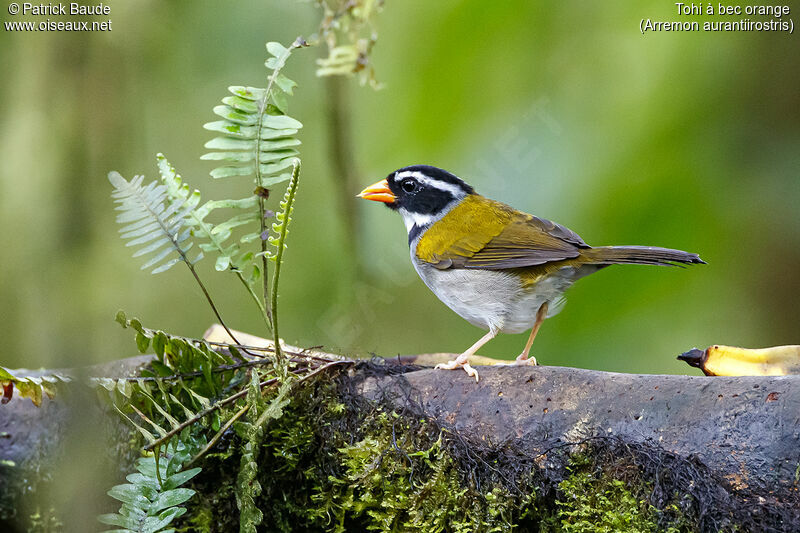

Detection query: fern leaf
xmin=156 ymin=154 xmax=265 ymax=284
xmin=267 ymin=160 xmax=300 ymax=262
xmin=109 ymin=171 xmax=197 ymax=274
xmin=268 ymin=161 xmax=301 ymax=357
xmin=99 ymin=439 xmax=202 ymax=533
xmin=107 ymin=311 xmax=235 ymax=445
xmin=202 ymin=39 xmax=306 ymax=189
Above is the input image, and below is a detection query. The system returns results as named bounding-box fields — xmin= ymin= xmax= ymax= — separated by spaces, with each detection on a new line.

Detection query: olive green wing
xmin=455 ymin=212 xmax=589 ymax=269
xmin=416 ymin=196 xmax=589 ymax=270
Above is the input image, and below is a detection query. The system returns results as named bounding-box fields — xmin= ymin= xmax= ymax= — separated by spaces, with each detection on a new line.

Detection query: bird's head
xmin=358 ymin=165 xmax=474 ymax=234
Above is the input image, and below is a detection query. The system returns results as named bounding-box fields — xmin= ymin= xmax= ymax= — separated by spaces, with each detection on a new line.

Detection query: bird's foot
xmin=435 ymin=355 xmax=480 ymax=382
xmin=513 ymin=353 xmax=538 ymax=366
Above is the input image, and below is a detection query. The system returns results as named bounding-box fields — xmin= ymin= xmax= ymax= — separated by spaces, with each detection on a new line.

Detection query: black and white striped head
xmin=358 ymin=165 xmax=474 ymax=236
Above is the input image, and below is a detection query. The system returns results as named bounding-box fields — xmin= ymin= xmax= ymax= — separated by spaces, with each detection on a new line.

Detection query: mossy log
xmin=360 ymin=364 xmax=800 ymax=496
xmin=2 ymin=351 xmax=799 ymax=531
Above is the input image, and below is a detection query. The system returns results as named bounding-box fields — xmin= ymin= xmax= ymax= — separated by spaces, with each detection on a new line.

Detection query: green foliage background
xmin=1 ymin=0 xmax=798 ymax=375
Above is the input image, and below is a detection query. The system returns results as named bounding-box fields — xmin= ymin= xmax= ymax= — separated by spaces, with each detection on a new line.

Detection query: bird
xmin=358 ymin=165 xmax=704 ymax=381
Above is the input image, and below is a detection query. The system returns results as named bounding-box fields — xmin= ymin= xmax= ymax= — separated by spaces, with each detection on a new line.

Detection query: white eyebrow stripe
xmin=395 ymin=170 xmax=465 ymax=197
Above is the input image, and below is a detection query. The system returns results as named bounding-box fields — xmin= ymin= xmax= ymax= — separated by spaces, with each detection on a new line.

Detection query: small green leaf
xmin=274 ymin=74 xmax=297 ymax=95
xmin=239 ymin=232 xmax=261 ymax=244
xmin=228 ymin=86 xmax=267 ymax=101
xmin=259 ymin=158 xmax=295 ymax=175
xmin=259 ymin=172 xmax=293 ymax=186
xmin=98 ymin=512 xmax=139 ymax=529
xmin=141 ymin=507 xmax=186 ymax=533
xmin=163 ymin=467 xmax=202 ymax=491
xmin=221 ymin=95 xmax=259 ymax=114
xmin=151 ymin=257 xmax=182 ymax=274
xmin=203 ymin=137 xmax=257 ymax=152
xmin=271 ymin=90 xmax=289 ymax=114
xmin=149 ymin=488 xmax=195 ymax=513
xmin=212 ymin=105 xmax=258 ymax=126
xmin=261 ymin=114 xmax=302 ymax=130
xmin=215 ymin=255 xmax=231 ymax=271
xmin=259 ymin=149 xmax=299 ymax=164
xmin=210 ymin=166 xmax=253 ymax=179
xmin=266 ymin=41 xmax=289 ymax=58
xmin=108 ymin=483 xmax=150 ymax=507
xmin=136 ymin=332 xmax=151 ymax=353
xmin=152 ymin=334 xmax=167 ymax=358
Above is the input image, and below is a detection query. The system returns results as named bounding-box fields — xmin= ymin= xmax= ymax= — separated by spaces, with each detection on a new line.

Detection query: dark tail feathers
xmin=584 ymin=245 xmax=705 ymax=267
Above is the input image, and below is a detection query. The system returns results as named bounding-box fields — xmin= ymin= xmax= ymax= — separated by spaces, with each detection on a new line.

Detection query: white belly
xmin=412 ymin=258 xmax=586 ymax=334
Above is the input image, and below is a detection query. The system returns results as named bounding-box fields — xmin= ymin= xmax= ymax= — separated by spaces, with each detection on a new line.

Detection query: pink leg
xmin=435 ymin=330 xmax=497 ymax=382
xmin=515 ymin=302 xmax=549 ymax=366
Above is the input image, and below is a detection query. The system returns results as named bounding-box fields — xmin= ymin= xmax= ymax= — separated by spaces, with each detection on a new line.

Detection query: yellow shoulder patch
xmin=415 ymin=195 xmax=513 ymax=264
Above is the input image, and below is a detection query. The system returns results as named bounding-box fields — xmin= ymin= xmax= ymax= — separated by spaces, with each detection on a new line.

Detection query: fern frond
xmin=109 ymin=171 xmax=203 ymax=274
xmin=235 ymin=372 xmax=293 ymax=532
xmin=156 ymin=154 xmax=263 ymax=283
xmin=101 ymin=311 xmax=238 ymax=448
xmin=269 ymin=160 xmax=301 ymax=363
xmin=0 ymin=366 xmax=71 ymax=407
xmin=201 ymin=38 xmax=307 ymax=188
xmin=267 ymin=160 xmax=301 ymax=262
xmin=98 ymin=438 xmax=202 ymax=533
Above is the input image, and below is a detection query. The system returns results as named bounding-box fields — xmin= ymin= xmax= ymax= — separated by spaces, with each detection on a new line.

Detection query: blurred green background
xmin=1 ymin=0 xmax=798 ymax=375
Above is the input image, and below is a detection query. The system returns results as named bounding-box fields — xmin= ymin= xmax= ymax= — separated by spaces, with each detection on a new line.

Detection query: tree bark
xmin=358 ymin=364 xmax=800 ymax=496
xmin=2 ymin=350 xmax=799 ymax=529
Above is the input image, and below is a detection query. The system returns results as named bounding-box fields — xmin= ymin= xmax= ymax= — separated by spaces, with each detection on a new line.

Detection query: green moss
xmin=551 ymin=455 xmax=662 ymax=533
xmin=175 ymin=376 xmax=693 ymax=532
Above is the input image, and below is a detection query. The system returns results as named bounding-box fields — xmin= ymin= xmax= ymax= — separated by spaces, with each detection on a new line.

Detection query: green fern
xmin=198 ymin=38 xmax=307 ymax=327
xmin=235 ymin=372 xmax=293 ymax=533
xmin=156 ymin=154 xmax=258 ymax=275
xmin=201 ymin=39 xmax=306 ymax=188
xmin=109 ymin=171 xmax=203 ymax=274
xmin=156 ymin=154 xmax=270 ymax=326
xmin=103 ymin=311 xmax=237 ymax=446
xmin=268 ymin=161 xmax=300 ymax=361
xmin=98 ymin=438 xmax=202 ymax=533
xmin=109 ymin=169 xmax=250 ymax=342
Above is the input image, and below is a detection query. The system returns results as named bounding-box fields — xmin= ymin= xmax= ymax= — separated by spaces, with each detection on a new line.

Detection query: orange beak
xmin=357 ymin=179 xmax=396 ymax=203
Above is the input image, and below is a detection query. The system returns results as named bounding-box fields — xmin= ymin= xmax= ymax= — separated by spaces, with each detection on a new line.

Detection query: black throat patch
xmin=407 ymin=224 xmax=425 ymax=245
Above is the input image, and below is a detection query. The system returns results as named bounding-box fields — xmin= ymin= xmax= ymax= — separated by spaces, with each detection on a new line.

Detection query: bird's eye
xmin=401 ymin=179 xmax=417 ymax=193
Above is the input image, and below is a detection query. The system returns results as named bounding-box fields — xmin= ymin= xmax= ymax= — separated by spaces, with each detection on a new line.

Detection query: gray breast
xmin=412 ymin=257 xmax=525 ymax=332
xmin=408 ymin=235 xmax=586 ymax=334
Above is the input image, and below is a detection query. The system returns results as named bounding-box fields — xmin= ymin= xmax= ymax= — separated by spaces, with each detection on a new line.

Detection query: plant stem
xmin=187 ymin=403 xmax=250 ymax=467
xmin=271 ymin=160 xmax=301 ymax=374
xmin=185 ymin=263 xmax=249 ymax=357
xmin=123 ymin=172 xmax=252 ymax=357
xmin=258 ymin=193 xmax=272 ymax=328
xmin=241 ymin=276 xmax=272 ymax=332
xmin=255 ymin=38 xmax=304 ymax=330
xmin=154 ymin=444 xmax=164 ymax=488
xmin=144 ymin=376 xmax=277 ymax=451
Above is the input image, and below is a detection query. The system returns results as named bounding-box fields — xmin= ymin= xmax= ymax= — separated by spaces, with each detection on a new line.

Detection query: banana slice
xmin=678 ymin=345 xmax=800 ymax=376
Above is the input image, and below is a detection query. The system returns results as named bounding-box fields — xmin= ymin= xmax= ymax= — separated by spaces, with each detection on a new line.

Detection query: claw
xmin=463 ymin=363 xmax=479 ymax=382
xmin=435 ymin=360 xmax=480 ymax=382
xmin=513 ymin=354 xmax=538 ymax=366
